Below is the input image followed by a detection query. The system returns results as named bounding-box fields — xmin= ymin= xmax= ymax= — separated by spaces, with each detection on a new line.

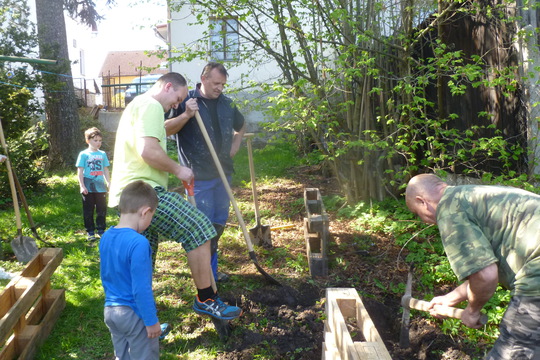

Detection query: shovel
xmin=194 ymin=111 xmax=281 ymax=286
xmin=12 ymin=168 xmax=54 ymax=247
xmin=0 ymin=119 xmax=39 ymax=263
xmin=244 ymin=133 xmax=271 ymax=247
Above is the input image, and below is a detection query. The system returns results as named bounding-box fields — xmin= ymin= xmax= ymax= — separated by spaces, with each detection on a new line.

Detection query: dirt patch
xmin=214 ymin=165 xmax=487 ymax=359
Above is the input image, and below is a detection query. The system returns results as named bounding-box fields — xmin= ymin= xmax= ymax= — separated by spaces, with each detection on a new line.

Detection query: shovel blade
xmin=11 ymin=236 xmax=39 ymax=263
xmin=249 ymin=225 xmax=272 ymax=247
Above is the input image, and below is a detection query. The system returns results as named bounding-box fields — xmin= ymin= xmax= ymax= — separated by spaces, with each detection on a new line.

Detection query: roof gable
xmin=100 ymin=50 xmax=168 ymax=77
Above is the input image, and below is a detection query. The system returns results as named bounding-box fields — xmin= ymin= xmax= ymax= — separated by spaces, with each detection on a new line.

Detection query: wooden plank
xmin=304 ymin=218 xmax=328 ymax=277
xmin=307 ymin=215 xmax=329 ymax=234
xmin=324 ymin=288 xmax=392 ymax=360
xmin=356 ymin=296 xmax=387 ymax=347
xmin=322 ymin=341 xmax=341 ymax=360
xmin=325 ymin=289 xmax=362 ymax=360
xmin=355 ymin=342 xmax=391 ymax=360
xmin=0 ymin=248 xmax=63 ymax=347
xmin=17 ymin=289 xmax=65 ymax=360
xmin=0 ymin=288 xmax=15 ymax=319
xmin=0 ymin=334 xmax=17 ymax=360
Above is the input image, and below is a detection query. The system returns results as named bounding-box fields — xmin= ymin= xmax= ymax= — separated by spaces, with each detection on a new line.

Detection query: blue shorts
xmin=193 ymin=177 xmax=231 ymax=225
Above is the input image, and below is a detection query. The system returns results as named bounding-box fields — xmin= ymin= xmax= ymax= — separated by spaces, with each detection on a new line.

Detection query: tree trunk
xmin=35 ymin=0 xmax=80 ymax=169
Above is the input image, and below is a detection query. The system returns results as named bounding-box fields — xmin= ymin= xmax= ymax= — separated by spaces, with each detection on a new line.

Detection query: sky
xmin=92 ymin=0 xmax=167 ymax=52
xmin=25 ymin=0 xmax=168 ymax=78
xmin=66 ymin=0 xmax=168 ymax=78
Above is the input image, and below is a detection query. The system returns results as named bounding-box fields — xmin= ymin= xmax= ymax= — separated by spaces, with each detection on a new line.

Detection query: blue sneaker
xmin=193 ymin=296 xmax=242 ymax=320
xmin=159 ymin=323 xmax=171 ymax=340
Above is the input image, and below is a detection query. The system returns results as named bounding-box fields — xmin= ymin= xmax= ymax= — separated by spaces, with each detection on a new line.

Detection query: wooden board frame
xmin=0 ymin=248 xmax=65 ymax=360
xmin=323 ymin=288 xmax=392 ymax=360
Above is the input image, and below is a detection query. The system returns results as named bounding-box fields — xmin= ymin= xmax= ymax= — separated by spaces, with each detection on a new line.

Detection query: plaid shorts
xmin=486 ymin=295 xmax=540 ymax=360
xmin=143 ymin=187 xmax=216 ymax=260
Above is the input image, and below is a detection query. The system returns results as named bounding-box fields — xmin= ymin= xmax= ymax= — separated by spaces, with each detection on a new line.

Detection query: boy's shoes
xmin=216 ymin=271 xmax=230 ymax=282
xmin=87 ymin=233 xmax=97 ymax=242
xmin=193 ymin=296 xmax=242 ymax=320
xmin=159 ymin=323 xmax=171 ymax=340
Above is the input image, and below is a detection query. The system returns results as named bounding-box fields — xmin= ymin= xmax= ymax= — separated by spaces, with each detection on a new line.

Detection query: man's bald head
xmin=405 ymin=174 xmax=448 ymax=224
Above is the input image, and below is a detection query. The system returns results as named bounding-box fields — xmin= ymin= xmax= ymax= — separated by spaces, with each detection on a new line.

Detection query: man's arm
xmin=429 ymin=262 xmax=498 ymax=328
xmin=230 ymin=121 xmax=246 ymax=157
xmin=462 ymin=262 xmax=498 ymax=327
xmin=164 ymin=98 xmax=199 ymax=136
xmin=138 ymin=137 xmax=193 ymax=183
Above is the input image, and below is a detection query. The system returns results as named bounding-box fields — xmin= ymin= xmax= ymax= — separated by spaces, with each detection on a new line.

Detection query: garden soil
xmin=211 ymin=164 xmax=489 ymax=360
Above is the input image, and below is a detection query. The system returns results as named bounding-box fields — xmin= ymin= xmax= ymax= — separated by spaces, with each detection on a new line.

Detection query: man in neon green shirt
xmin=406 ymin=173 xmax=540 ymax=359
xmin=108 ymin=73 xmax=242 ymax=322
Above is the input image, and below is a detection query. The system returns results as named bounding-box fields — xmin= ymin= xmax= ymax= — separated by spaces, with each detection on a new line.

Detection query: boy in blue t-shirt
xmin=100 ymin=181 xmax=163 ymax=360
xmin=76 ymin=127 xmax=110 ymax=241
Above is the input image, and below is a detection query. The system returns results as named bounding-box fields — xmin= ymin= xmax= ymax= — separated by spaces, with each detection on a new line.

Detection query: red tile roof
xmin=100 ymin=50 xmax=169 ymax=77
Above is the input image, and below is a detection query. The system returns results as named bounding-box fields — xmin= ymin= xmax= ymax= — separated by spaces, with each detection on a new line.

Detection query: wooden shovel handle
xmin=402 ymin=295 xmax=488 ymax=325
xmin=245 ymin=135 xmax=262 ymax=223
xmin=194 ymin=111 xmax=254 ymax=252
xmin=0 ymin=120 xmax=23 ymax=232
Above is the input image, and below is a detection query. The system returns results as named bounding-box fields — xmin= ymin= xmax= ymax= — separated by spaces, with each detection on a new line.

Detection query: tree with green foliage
xmin=34 ymin=0 xmax=111 ymax=169
xmin=168 ymin=0 xmax=536 ymax=202
xmin=0 ymin=0 xmax=46 ymax=200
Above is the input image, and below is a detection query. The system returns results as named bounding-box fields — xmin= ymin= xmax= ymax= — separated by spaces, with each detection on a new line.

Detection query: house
xmin=99 ymin=50 xmax=168 ymax=109
xmin=166 ymin=3 xmax=283 ymax=127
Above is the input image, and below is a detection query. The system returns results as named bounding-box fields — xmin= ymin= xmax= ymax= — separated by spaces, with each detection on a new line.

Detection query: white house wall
xmin=168 ymin=2 xmax=283 ymax=87
xmin=168 ymin=2 xmax=287 ymax=128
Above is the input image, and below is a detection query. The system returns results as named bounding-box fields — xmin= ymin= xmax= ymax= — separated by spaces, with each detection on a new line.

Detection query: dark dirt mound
xmin=216 ymin=165 xmax=488 ymax=359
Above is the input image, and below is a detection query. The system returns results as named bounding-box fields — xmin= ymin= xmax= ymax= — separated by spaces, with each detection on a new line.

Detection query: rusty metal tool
xmin=400 ymin=269 xmax=488 ymax=348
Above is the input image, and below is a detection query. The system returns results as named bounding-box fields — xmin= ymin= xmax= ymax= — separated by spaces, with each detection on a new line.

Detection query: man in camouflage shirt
xmin=405 ymin=173 xmax=540 ymax=359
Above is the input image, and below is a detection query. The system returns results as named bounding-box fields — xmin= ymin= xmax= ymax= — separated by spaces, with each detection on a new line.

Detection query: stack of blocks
xmin=303 ymin=188 xmax=329 ymax=277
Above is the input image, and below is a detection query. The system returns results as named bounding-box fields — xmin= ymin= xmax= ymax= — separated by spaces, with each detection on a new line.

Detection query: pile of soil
xmin=216 ymin=165 xmax=488 ymax=359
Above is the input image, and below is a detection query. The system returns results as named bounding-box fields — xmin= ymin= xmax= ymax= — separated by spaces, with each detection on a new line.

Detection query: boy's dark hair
xmin=201 ymin=62 xmax=228 ymax=78
xmin=85 ymin=127 xmax=102 ymax=141
xmin=156 ymin=72 xmax=187 ymax=89
xmin=119 ymin=181 xmax=158 ymax=214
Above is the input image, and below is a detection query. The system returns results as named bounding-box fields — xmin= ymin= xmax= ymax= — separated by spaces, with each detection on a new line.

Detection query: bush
xmin=0 ymin=121 xmax=48 ymax=207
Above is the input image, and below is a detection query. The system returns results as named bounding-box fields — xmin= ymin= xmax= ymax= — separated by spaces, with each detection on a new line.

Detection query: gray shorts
xmin=486 ymin=296 xmax=540 ymax=360
xmin=104 ymin=306 xmax=159 ymax=360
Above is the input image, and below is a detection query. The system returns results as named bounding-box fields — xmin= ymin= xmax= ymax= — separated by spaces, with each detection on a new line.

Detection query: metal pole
xmin=0 ymin=55 xmax=57 ymax=65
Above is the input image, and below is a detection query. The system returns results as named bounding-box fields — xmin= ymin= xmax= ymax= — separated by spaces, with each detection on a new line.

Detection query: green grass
xmin=0 ymin=140 xmax=302 ymax=359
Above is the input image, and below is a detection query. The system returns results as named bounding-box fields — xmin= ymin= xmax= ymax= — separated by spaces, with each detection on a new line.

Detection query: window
xmin=79 ymin=49 xmax=85 ymax=76
xmin=209 ymin=18 xmax=239 ymax=61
